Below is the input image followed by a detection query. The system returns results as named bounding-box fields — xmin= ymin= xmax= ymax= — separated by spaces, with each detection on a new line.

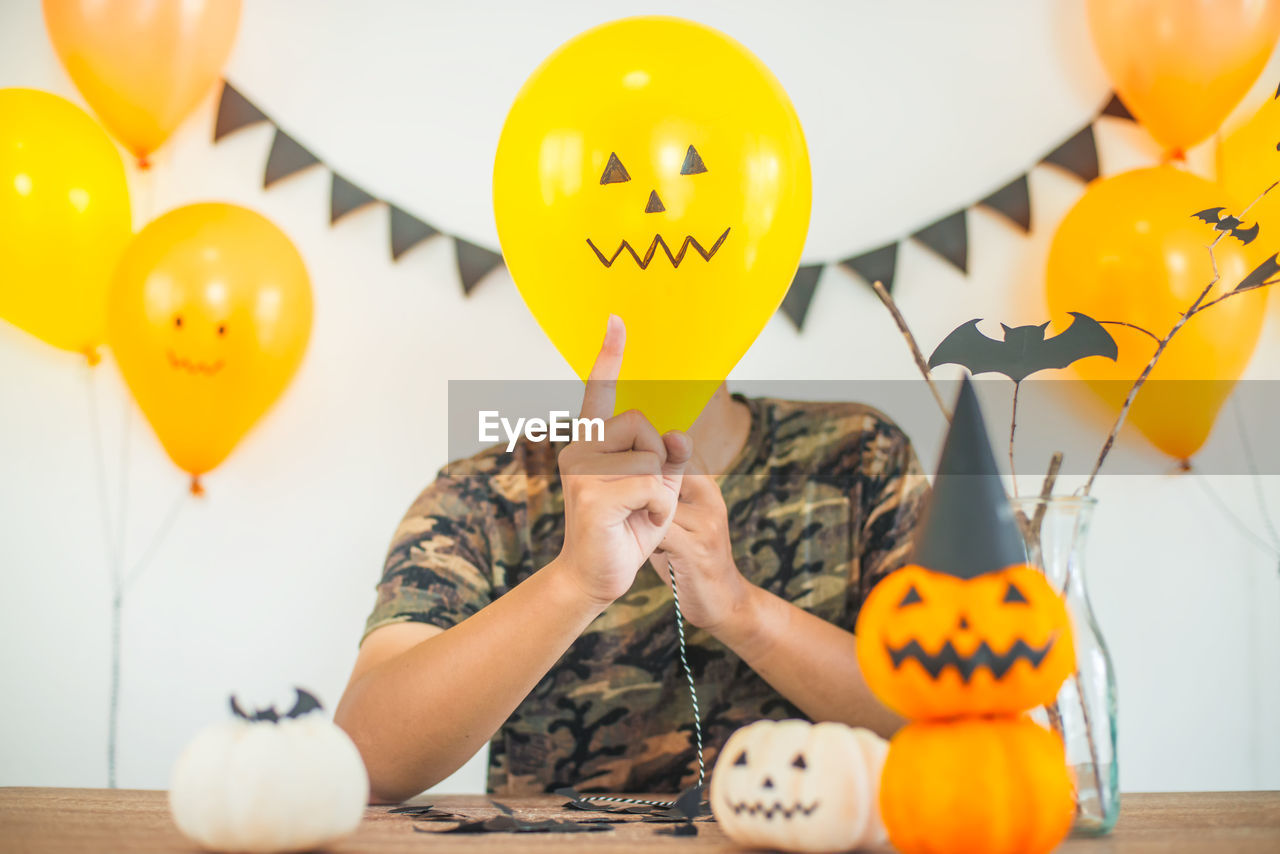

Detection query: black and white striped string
xmin=567 ymin=560 xmax=705 ymax=810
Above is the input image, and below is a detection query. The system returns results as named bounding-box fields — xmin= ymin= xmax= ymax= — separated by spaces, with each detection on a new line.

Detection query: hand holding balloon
xmin=554 ymin=315 xmax=692 ymax=606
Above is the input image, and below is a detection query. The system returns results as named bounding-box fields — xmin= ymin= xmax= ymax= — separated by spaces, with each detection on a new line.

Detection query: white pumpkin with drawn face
xmin=710 ymin=719 xmax=888 ymax=853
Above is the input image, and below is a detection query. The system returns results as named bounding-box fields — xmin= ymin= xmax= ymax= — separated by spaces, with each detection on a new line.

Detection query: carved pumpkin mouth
xmin=885 ymin=635 xmax=1056 ymax=681
xmin=166 ymin=349 xmax=225 ymax=377
xmin=728 ymin=800 xmax=820 ymax=820
xmin=586 ymin=228 xmax=731 ymax=269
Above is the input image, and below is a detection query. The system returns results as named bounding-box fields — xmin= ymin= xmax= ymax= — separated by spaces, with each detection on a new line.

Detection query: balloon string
xmin=114 ymin=401 xmax=132 ymax=585
xmin=568 ymin=560 xmax=705 ymax=809
xmin=1195 ymin=476 xmax=1280 ymax=562
xmin=123 ymin=488 xmax=189 ymax=594
xmin=84 ymin=366 xmax=118 ymax=573
xmin=85 ymin=364 xmax=122 ymax=788
xmin=133 ymin=152 xmax=158 ymax=227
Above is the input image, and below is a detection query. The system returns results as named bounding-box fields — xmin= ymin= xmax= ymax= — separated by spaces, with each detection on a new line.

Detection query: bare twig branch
xmin=1096 ymin=319 xmax=1162 ymax=343
xmin=1189 ymin=277 xmax=1280 ymax=315
xmin=1009 ymin=382 xmax=1021 ymax=497
xmin=869 ymin=279 xmax=951 ymax=421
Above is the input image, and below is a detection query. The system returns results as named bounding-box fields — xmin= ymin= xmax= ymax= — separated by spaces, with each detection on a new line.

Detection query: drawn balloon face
xmin=107 ymin=204 xmax=312 ymax=481
xmin=494 ymin=16 xmax=811 ymax=432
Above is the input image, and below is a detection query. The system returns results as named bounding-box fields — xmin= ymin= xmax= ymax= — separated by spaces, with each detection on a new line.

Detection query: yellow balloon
xmin=0 ymin=88 xmax=131 ymax=360
xmin=107 ymin=204 xmax=312 ymax=486
xmin=494 ymin=17 xmax=811 ymax=433
xmin=1046 ymin=167 xmax=1264 ymax=463
xmin=1218 ymin=92 xmax=1280 ymax=265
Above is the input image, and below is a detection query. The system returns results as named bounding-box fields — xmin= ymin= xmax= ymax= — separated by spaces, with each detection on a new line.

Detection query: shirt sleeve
xmin=361 ymin=471 xmax=495 ymax=644
xmin=853 ymin=429 xmax=930 ymax=620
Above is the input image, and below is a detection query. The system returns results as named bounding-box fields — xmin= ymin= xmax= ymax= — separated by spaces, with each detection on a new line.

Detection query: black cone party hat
xmin=910 ymin=377 xmax=1027 ymax=577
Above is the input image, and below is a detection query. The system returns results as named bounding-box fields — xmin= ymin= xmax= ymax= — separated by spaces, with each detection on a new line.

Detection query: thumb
xmin=661 ymin=430 xmax=692 ymax=479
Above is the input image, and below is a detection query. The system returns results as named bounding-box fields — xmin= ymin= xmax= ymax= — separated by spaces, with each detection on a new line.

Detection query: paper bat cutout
xmin=1234 ymin=253 xmax=1280 ymax=294
xmin=229 ymin=687 xmax=323 ymax=723
xmin=1193 ymin=207 xmax=1260 ymax=246
xmin=928 ymin=312 xmax=1117 ymax=383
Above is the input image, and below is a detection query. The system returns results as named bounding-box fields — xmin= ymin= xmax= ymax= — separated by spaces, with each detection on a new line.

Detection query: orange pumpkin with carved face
xmin=856 ymin=563 xmax=1074 ymax=720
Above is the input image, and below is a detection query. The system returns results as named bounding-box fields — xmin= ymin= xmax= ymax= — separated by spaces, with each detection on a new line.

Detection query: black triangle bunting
xmin=1041 ymin=125 xmax=1099 ymax=183
xmin=912 ymin=210 xmax=968 ymax=273
xmin=264 ymin=129 xmax=322 ymax=188
xmin=455 ymin=238 xmax=504 ymax=294
xmin=214 ymin=80 xmax=1138 ymax=316
xmin=1099 ymin=92 xmax=1135 ymax=121
xmin=839 ymin=242 xmax=898 ymax=293
xmin=389 ymin=205 xmax=439 ymax=260
xmin=780 ymin=264 xmax=825 ymax=330
xmin=978 ymin=174 xmax=1032 ymax=232
xmin=214 ymin=82 xmax=270 ymax=142
xmin=331 ymin=173 xmax=379 ymax=223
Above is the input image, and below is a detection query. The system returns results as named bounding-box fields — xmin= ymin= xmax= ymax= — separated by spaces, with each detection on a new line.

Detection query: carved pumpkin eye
xmin=791 ymin=754 xmax=807 ymax=770
xmin=898 ymin=585 xmax=923 ymax=607
xmin=599 ymin=152 xmax=630 ymax=184
xmin=733 ymin=750 xmax=748 ymax=766
xmin=1003 ymin=582 xmax=1029 ymax=604
xmin=680 ymin=144 xmax=707 ymax=175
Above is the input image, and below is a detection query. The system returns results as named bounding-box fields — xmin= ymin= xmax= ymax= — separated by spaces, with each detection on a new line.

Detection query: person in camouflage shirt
xmin=336 ymin=318 xmax=928 ymax=801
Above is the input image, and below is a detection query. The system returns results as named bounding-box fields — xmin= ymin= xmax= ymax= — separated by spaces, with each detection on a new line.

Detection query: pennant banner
xmin=213 ymin=81 xmax=1135 ymax=326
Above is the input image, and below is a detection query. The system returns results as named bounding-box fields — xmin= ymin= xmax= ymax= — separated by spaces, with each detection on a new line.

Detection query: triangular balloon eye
xmin=791 ymin=754 xmax=807 ymax=770
xmin=600 ymin=152 xmax=630 ymax=184
xmin=680 ymin=144 xmax=707 ymax=175
xmin=898 ymin=584 xmax=924 ymax=607
xmin=734 ymin=750 xmax=749 ymax=766
xmin=1003 ymin=582 xmax=1029 ymax=604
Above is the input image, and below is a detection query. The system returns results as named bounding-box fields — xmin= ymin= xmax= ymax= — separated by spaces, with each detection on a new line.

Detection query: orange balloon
xmin=43 ymin=0 xmax=242 ymax=163
xmin=1218 ymin=92 xmax=1280 ymax=262
xmin=107 ymin=204 xmax=312 ymax=485
xmin=1046 ymin=166 xmax=1265 ymax=463
xmin=1086 ymin=0 xmax=1280 ymax=153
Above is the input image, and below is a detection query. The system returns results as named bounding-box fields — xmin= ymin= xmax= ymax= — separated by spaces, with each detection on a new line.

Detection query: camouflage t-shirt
xmin=363 ymin=395 xmax=928 ymax=795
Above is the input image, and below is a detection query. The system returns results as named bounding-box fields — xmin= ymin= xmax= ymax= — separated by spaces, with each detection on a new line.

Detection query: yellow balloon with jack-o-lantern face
xmin=494 ymin=16 xmax=811 ymax=433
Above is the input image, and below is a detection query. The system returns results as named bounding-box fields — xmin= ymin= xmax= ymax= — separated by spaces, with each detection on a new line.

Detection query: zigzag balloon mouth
xmin=728 ymin=800 xmax=820 ymax=820
xmin=886 ymin=635 xmax=1056 ymax=681
xmin=586 ymin=227 xmax=730 ymax=269
xmin=166 ymin=349 xmax=225 ymax=377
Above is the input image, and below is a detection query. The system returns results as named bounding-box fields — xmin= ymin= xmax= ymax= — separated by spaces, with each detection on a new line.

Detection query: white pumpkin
xmin=710 ymin=719 xmax=888 ymax=853
xmin=169 ymin=689 xmax=369 ymax=853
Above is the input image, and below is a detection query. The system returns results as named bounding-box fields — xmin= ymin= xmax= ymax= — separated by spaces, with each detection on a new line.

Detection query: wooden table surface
xmin=1 ymin=788 xmax=1278 ymax=853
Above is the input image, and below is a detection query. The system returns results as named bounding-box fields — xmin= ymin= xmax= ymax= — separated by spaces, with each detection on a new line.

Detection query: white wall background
xmin=2 ymin=0 xmax=1279 ymax=795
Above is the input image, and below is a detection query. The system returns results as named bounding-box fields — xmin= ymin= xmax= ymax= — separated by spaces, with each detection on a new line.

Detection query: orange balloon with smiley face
xmin=494 ymin=17 xmax=812 ymax=432
xmin=107 ymin=204 xmax=312 ymax=489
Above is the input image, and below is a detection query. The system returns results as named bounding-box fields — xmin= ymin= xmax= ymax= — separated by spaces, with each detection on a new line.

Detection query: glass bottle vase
xmin=1011 ymin=496 xmax=1119 ymax=835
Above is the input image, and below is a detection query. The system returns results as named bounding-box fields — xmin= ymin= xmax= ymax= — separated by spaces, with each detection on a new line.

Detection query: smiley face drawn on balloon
xmin=494 ymin=17 xmax=811 ymax=433
xmin=587 ymin=145 xmax=731 ymax=270
xmin=167 ymin=310 xmax=228 ymax=377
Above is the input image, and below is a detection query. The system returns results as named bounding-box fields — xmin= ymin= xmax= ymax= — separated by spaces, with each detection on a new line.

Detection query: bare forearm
xmin=711 ymin=584 xmax=903 ymax=737
xmin=334 ymin=558 xmax=605 ymax=801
